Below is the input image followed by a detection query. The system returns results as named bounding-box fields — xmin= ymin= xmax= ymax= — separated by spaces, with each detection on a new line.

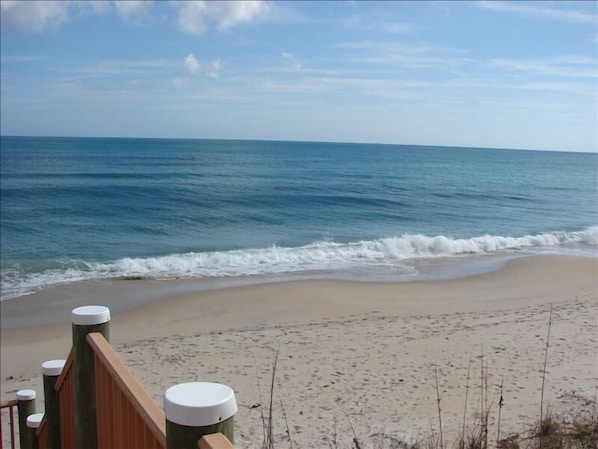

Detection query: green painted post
xmin=164 ymin=382 xmax=237 ymax=449
xmin=42 ymin=359 xmax=66 ymax=449
xmin=16 ymin=389 xmax=36 ymax=449
xmin=72 ymin=305 xmax=110 ymax=449
xmin=26 ymin=413 xmax=44 ymax=449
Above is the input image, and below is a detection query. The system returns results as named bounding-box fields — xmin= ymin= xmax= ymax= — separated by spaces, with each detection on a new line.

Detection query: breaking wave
xmin=2 ymin=227 xmax=596 ymax=300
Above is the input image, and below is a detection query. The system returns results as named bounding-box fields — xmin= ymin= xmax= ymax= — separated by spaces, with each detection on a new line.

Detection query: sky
xmin=1 ymin=1 xmax=596 ymax=152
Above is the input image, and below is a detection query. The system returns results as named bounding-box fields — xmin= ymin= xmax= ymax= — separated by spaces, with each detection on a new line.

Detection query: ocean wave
xmin=2 ymin=227 xmax=597 ymax=300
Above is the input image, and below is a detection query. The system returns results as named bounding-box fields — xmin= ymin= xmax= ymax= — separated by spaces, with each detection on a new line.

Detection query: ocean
xmin=1 ymin=136 xmax=597 ymax=302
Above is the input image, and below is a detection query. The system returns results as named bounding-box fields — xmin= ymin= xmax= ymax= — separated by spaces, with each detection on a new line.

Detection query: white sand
xmin=1 ymin=255 xmax=597 ymax=448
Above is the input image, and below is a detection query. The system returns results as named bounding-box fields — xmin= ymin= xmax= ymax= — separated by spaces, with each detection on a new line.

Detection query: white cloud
xmin=490 ymin=57 xmax=598 ymax=78
xmin=114 ymin=0 xmax=153 ymax=22
xmin=173 ymin=0 xmax=270 ymax=35
xmin=281 ymin=52 xmax=302 ymax=70
xmin=181 ymin=54 xmax=221 ymax=80
xmin=477 ymin=1 xmax=597 ymax=24
xmin=184 ymin=54 xmax=202 ymax=75
xmin=342 ymin=13 xmax=422 ymax=35
xmin=174 ymin=1 xmax=209 ymax=35
xmin=205 ymin=60 xmax=222 ymax=79
xmin=1 ymin=0 xmax=268 ymax=34
xmin=55 ymin=59 xmax=169 ymax=90
xmin=335 ymin=40 xmax=473 ymax=73
xmin=0 ymin=0 xmax=152 ymax=33
xmin=0 ymin=0 xmax=71 ymax=32
xmin=213 ymin=1 xmax=270 ymax=30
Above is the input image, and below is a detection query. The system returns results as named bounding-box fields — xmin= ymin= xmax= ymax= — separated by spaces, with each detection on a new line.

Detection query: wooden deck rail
xmin=0 ymin=399 xmax=17 ymax=449
xmin=198 ymin=433 xmax=235 ymax=449
xmin=3 ymin=316 xmax=236 ymax=449
xmin=87 ymin=332 xmax=166 ymax=449
xmin=54 ymin=350 xmax=76 ymax=449
xmin=36 ymin=417 xmax=48 ymax=449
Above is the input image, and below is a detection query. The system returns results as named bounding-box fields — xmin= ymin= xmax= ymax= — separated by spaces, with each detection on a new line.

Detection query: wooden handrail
xmin=198 ymin=433 xmax=235 ymax=449
xmin=54 ymin=350 xmax=73 ymax=392
xmin=3 ymin=332 xmax=235 ymax=449
xmin=35 ymin=417 xmax=48 ymax=449
xmin=86 ymin=332 xmax=166 ymax=448
xmin=0 ymin=401 xmax=17 ymax=409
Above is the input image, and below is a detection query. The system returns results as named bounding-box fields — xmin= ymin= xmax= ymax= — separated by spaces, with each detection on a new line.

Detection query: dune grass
xmin=255 ymin=307 xmax=597 ymax=449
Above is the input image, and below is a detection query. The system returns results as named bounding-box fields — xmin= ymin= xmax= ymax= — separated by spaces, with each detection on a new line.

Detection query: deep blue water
xmin=1 ymin=136 xmax=597 ymax=299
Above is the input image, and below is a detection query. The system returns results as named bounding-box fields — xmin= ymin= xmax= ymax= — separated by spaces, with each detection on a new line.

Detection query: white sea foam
xmin=1 ymin=227 xmax=597 ymax=300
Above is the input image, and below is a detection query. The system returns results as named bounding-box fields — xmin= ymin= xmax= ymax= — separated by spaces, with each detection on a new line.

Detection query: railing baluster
xmin=0 ymin=400 xmax=18 ymax=449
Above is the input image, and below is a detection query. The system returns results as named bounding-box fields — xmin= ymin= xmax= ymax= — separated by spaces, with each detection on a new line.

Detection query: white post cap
xmin=42 ymin=359 xmax=66 ymax=377
xmin=164 ymin=382 xmax=238 ymax=427
xmin=26 ymin=413 xmax=44 ymax=429
xmin=16 ymin=389 xmax=36 ymax=401
xmin=72 ymin=305 xmax=110 ymax=325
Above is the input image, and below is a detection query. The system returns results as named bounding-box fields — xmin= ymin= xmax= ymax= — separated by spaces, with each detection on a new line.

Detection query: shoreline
xmin=1 ymin=252 xmax=520 ymax=329
xmin=1 ymin=254 xmax=597 ymax=447
xmin=0 ymin=252 xmax=572 ymax=329
xmin=2 ymin=245 xmax=596 ymax=325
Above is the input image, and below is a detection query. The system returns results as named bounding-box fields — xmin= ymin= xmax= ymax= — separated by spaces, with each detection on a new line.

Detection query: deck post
xmin=72 ymin=305 xmax=110 ymax=449
xmin=16 ymin=389 xmax=36 ymax=449
xmin=164 ymin=382 xmax=237 ymax=449
xmin=26 ymin=413 xmax=44 ymax=449
xmin=42 ymin=359 xmax=66 ymax=449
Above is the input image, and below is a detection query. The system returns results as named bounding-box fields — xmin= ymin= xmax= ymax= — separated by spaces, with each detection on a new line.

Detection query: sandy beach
xmin=1 ymin=255 xmax=597 ymax=448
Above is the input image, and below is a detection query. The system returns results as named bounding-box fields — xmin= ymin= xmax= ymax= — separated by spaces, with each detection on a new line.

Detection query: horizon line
xmin=1 ymin=134 xmax=596 ymax=155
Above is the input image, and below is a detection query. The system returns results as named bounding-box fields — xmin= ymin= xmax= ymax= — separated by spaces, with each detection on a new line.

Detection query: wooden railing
xmin=87 ymin=332 xmax=166 ymax=449
xmin=36 ymin=418 xmax=48 ymax=449
xmin=0 ymin=399 xmax=17 ymax=449
xmin=54 ymin=350 xmax=76 ymax=449
xmin=2 ymin=316 xmax=236 ymax=449
xmin=198 ymin=433 xmax=235 ymax=449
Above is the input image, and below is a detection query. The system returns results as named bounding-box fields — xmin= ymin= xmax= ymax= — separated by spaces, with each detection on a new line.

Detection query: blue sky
xmin=1 ymin=1 xmax=596 ymax=152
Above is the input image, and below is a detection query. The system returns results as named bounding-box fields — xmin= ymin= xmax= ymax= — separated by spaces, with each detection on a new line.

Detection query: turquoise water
xmin=1 ymin=136 xmax=596 ymax=299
